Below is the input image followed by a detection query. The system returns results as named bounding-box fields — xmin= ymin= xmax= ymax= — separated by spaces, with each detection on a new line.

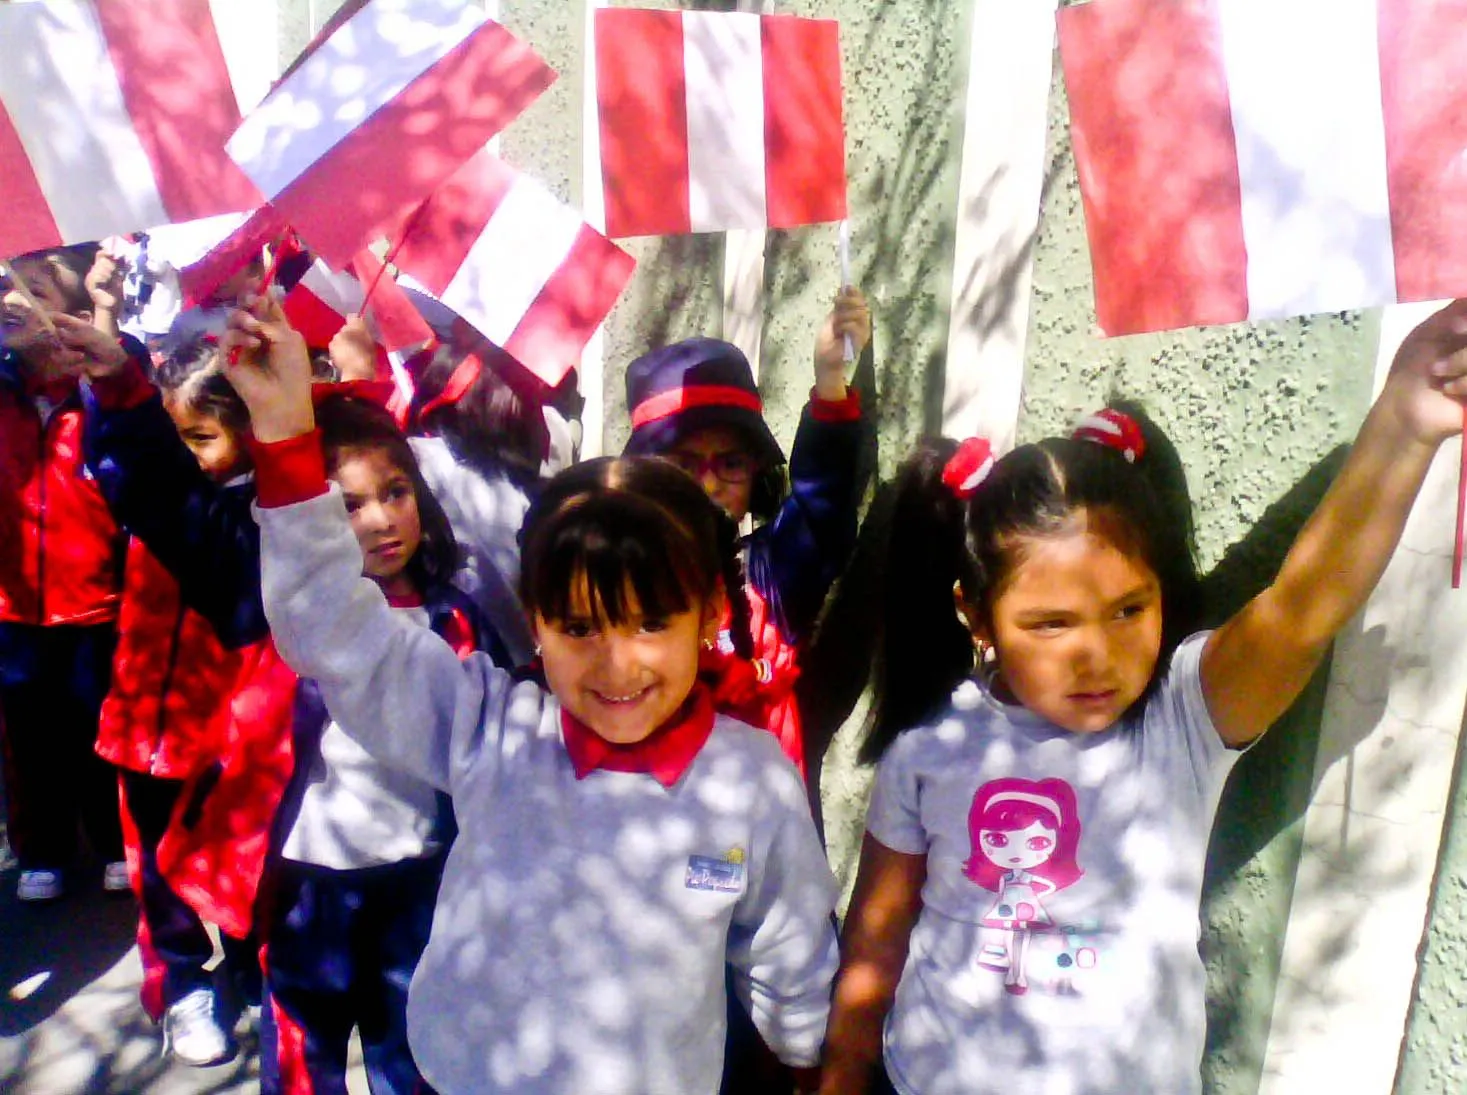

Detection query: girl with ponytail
xmin=820 ymin=299 xmax=1467 ymax=1095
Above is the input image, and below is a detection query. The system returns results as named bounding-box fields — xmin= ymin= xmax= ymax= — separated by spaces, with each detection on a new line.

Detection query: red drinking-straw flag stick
xmin=1455 ymin=404 xmax=1466 ymax=588
xmin=226 ymin=234 xmax=294 ymax=365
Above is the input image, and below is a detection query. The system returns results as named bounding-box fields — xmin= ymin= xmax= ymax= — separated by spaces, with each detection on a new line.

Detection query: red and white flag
xmin=595 ymin=9 xmax=847 ymax=238
xmin=281 ymin=259 xmax=367 ymax=349
xmin=225 ymin=0 xmax=556 ymax=268
xmin=391 ymin=149 xmax=636 ymax=386
xmin=0 ymin=0 xmax=260 ymax=259
xmin=1059 ymin=0 xmax=1467 ymax=336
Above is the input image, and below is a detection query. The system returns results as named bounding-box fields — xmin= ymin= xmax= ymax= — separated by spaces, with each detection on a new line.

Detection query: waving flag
xmin=226 ymin=0 xmax=556 ymax=268
xmin=391 ymin=149 xmax=636 ymax=386
xmin=281 ymin=259 xmax=367 ymax=349
xmin=1059 ymin=0 xmax=1467 ymax=336
xmin=595 ymin=9 xmax=847 ymax=238
xmin=0 ymin=0 xmax=260 ymax=259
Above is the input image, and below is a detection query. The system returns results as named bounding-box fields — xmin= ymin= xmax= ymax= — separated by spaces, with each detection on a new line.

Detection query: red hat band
xmin=631 ymin=385 xmax=764 ymax=430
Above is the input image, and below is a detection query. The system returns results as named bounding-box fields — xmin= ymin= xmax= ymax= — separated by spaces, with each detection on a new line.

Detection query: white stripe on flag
xmin=440 ymin=176 xmax=584 ymax=347
xmin=1218 ymin=0 xmax=1395 ymax=319
xmin=301 ymin=262 xmax=367 ymax=316
xmin=682 ymin=11 xmax=767 ymax=233
xmin=227 ymin=0 xmax=484 ymax=199
xmin=0 ymin=0 xmax=167 ymax=245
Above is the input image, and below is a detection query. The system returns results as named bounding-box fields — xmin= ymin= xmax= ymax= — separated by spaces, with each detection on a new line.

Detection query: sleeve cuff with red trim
xmin=808 ymin=386 xmax=862 ymax=423
xmin=248 ymin=430 xmax=329 ymax=508
xmin=87 ymin=355 xmax=155 ymax=411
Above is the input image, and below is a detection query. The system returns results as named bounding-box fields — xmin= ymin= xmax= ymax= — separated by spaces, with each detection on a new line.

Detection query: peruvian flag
xmin=281 ymin=259 xmax=367 ymax=349
xmin=225 ymin=0 xmax=556 ymax=269
xmin=1059 ymin=0 xmax=1467 ymax=337
xmin=0 ymin=0 xmax=260 ymax=259
xmin=391 ymin=148 xmax=636 ymax=386
xmin=595 ymin=8 xmax=847 ymax=238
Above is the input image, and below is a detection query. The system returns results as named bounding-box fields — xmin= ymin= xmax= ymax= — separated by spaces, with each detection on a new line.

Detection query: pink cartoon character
xmin=963 ymin=777 xmax=1083 ymax=995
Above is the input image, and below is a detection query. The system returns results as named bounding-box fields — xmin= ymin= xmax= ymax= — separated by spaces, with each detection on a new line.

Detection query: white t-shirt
xmin=867 ymin=633 xmax=1238 ymax=1095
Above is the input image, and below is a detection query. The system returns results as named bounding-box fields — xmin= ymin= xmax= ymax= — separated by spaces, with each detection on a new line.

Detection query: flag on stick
xmin=391 ymin=149 xmax=636 ymax=386
xmin=281 ymin=258 xmax=367 ymax=349
xmin=226 ymin=0 xmax=556 ymax=268
xmin=1059 ymin=0 xmax=1467 ymax=336
xmin=595 ymin=8 xmax=847 ymax=238
xmin=0 ymin=0 xmax=260 ymax=259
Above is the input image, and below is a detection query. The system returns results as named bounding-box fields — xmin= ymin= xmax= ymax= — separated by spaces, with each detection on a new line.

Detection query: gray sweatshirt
xmin=258 ymin=488 xmax=839 ymax=1095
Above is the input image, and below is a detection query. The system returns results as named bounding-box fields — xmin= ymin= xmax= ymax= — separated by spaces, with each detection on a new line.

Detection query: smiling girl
xmin=220 ymin=292 xmax=840 ymax=1095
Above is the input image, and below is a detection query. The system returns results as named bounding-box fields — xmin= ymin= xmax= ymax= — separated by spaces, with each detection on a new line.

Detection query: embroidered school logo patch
xmin=686 ymin=846 xmax=746 ymax=893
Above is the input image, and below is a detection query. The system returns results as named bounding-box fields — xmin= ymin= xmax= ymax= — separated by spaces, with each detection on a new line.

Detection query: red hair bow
xmin=1073 ymin=408 xmax=1145 ymax=463
xmin=941 ymin=437 xmax=996 ymax=499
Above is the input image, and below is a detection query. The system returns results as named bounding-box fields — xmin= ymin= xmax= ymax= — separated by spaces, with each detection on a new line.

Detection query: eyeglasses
xmin=663 ymin=449 xmax=756 ymax=484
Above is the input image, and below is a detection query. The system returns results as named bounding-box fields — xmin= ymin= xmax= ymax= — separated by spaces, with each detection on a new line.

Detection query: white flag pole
xmin=838 ymin=218 xmax=854 ymax=362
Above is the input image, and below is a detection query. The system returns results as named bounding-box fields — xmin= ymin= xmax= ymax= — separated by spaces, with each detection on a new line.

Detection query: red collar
xmin=560 ymin=685 xmax=716 ymax=788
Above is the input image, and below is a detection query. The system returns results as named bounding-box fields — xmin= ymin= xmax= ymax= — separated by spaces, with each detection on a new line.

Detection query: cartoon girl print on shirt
xmin=963 ymin=777 xmax=1083 ymax=995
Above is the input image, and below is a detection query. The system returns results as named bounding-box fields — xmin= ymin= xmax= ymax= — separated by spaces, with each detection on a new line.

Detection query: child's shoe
xmin=16 ymin=869 xmax=62 ymax=903
xmin=162 ymin=988 xmax=234 ymax=1067
xmin=102 ymin=861 xmax=131 ymax=893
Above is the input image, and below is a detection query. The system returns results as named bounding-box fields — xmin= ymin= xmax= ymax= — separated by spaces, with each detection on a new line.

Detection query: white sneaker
xmin=102 ymin=860 xmax=131 ymax=893
xmin=16 ymin=869 xmax=62 ymax=902
xmin=162 ymin=989 xmax=234 ymax=1067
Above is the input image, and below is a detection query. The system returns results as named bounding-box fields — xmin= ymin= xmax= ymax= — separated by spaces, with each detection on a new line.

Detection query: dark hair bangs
xmin=526 ymin=492 xmax=712 ymax=627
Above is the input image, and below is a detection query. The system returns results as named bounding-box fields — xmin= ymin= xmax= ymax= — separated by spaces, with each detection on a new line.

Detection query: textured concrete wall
xmin=1399 ymin=735 xmax=1467 ymax=1095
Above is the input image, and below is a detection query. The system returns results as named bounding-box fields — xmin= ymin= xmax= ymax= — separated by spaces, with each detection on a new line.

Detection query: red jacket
xmin=96 ymin=539 xmax=245 ymax=780
xmin=0 ymin=365 xmax=124 ymax=627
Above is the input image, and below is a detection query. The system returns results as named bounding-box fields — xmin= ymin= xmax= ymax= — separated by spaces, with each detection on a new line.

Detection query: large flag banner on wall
xmin=595 ymin=8 xmax=847 ymax=238
xmin=392 ymin=148 xmax=636 ymax=386
xmin=0 ymin=0 xmax=260 ymax=259
xmin=226 ymin=0 xmax=556 ymax=267
xmin=1059 ymin=0 xmax=1467 ymax=337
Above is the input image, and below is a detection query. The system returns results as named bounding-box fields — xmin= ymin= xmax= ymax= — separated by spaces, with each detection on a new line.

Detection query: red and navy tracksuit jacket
xmin=709 ymin=390 xmax=864 ymax=790
xmin=0 ymin=346 xmax=127 ymax=871
xmin=84 ymin=362 xmax=506 ymax=1092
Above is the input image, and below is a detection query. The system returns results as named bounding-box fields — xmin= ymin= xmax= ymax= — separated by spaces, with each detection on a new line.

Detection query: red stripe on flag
xmin=266 ymin=22 xmax=555 ymax=268
xmin=0 ymin=103 xmax=61 ymax=258
xmin=503 ymin=225 xmax=637 ymax=386
xmin=179 ymin=205 xmax=285 ymax=309
xmin=391 ymin=149 xmax=519 ymax=297
xmin=1058 ymin=0 xmax=1249 ymax=335
xmin=283 ymin=282 xmax=350 ymax=349
xmin=1378 ymin=0 xmax=1467 ymax=304
xmin=94 ymin=0 xmax=260 ymax=223
xmin=762 ymin=16 xmax=847 ymax=230
xmin=596 ymin=9 xmax=692 ymax=238
xmin=347 ymin=251 xmax=433 ymax=354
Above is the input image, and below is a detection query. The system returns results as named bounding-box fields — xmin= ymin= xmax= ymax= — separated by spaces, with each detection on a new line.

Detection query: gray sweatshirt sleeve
xmin=258 ymin=488 xmax=511 ymax=794
xmin=726 ymin=755 xmax=840 ymax=1068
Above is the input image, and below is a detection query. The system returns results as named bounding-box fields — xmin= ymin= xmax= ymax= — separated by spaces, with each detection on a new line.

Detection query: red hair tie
xmin=941 ymin=437 xmax=995 ymax=499
xmin=1073 ymin=409 xmax=1145 ymax=463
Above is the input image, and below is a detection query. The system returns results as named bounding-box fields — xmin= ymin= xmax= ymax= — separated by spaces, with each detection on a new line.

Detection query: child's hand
xmin=1380 ymin=299 xmax=1467 ymax=447
xmin=49 ymin=312 xmax=130 ymax=377
xmin=814 ymin=286 xmax=871 ymax=400
xmin=221 ymin=293 xmax=315 ymax=443
xmin=329 ymin=313 xmax=378 ymax=382
xmin=86 ymin=249 xmax=127 ymax=337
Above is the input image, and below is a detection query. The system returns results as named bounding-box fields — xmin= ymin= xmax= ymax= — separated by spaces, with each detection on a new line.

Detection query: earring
xmin=533 ymin=643 xmax=542 ymax=656
xmin=700 ymin=638 xmax=715 ymax=652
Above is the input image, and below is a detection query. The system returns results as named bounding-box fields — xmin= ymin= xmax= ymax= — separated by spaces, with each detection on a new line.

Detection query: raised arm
xmin=1202 ymin=299 xmax=1467 ymax=745
xmin=225 ymin=295 xmax=516 ymax=790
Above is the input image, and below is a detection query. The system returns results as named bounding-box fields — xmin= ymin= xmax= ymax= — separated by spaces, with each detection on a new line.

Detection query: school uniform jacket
xmin=83 ymin=364 xmax=497 ymax=935
xmin=0 ymin=346 xmax=127 ymax=628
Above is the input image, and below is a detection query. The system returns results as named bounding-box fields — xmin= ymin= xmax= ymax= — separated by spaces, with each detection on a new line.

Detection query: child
xmin=621 ymin=287 xmax=872 ymax=785
xmin=816 ymin=300 xmax=1467 ymax=1095
xmin=80 ymin=332 xmax=494 ymax=1091
xmin=95 ymin=336 xmax=255 ymax=1065
xmin=0 ymin=245 xmax=128 ymax=901
xmin=222 ymin=293 xmax=840 ymax=1095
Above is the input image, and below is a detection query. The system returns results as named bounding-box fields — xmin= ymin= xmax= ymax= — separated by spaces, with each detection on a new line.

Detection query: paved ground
xmin=0 ymin=841 xmax=371 ymax=1095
